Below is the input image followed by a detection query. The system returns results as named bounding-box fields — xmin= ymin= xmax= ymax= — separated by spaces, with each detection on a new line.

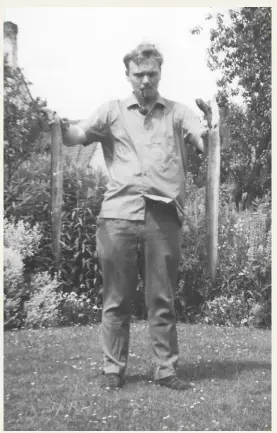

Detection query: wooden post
xmin=51 ymin=117 xmax=63 ymax=271
xmin=196 ymin=98 xmax=221 ymax=286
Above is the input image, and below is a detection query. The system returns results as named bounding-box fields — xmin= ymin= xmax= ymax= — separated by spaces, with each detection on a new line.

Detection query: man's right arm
xmin=42 ymin=103 xmax=110 ymax=147
xmin=61 ymin=122 xmax=87 ymax=147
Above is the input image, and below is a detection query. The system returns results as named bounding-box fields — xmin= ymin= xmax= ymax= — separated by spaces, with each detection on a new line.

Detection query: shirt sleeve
xmin=176 ymin=104 xmax=205 ymax=151
xmin=77 ymin=102 xmax=110 ymax=145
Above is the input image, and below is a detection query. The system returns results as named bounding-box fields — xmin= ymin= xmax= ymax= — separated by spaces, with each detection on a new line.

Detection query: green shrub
xmin=4 ymin=153 xmax=51 ymax=225
xmin=4 ymin=246 xmax=24 ymax=295
xmin=24 ymin=272 xmax=62 ymax=328
xmin=4 ymin=218 xmax=42 ymax=259
xmin=5 ymin=153 xmax=107 ymax=297
xmin=202 ymin=295 xmax=270 ymax=328
xmin=216 ymin=195 xmax=271 ymax=316
xmin=4 ymin=218 xmax=43 ymax=329
xmin=3 ymin=296 xmax=23 ymax=330
xmin=202 ymin=295 xmax=251 ymax=327
xmin=176 ymin=174 xmax=271 ymax=328
xmin=59 ymin=292 xmax=101 ymax=326
xmin=176 ymin=174 xmax=209 ymax=321
xmin=56 ymin=166 xmax=107 ymax=299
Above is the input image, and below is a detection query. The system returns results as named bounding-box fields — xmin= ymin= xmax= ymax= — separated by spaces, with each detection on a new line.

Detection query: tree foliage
xmin=4 ymin=60 xmax=47 ymax=182
xmin=194 ymin=8 xmax=271 ymax=207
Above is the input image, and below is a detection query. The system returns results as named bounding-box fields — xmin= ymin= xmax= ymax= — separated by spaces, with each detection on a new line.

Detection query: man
xmin=50 ymin=43 xmax=207 ymax=390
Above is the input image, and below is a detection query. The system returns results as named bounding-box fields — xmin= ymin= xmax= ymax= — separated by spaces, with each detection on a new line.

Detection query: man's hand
xmin=196 ymin=98 xmax=219 ymax=130
xmin=196 ymin=98 xmax=230 ymax=150
xmin=40 ymin=108 xmax=70 ymax=135
xmin=41 ymin=108 xmax=86 ymax=147
xmin=40 ymin=108 xmax=58 ymax=126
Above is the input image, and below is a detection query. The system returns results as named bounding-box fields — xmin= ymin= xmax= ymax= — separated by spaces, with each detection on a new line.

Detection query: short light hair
xmin=123 ymin=43 xmax=164 ymax=71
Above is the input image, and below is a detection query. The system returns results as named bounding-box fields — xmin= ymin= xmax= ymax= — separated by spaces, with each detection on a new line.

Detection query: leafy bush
xmin=4 ymin=153 xmax=51 ymax=225
xmin=53 ymin=165 xmax=106 ymax=299
xmin=24 ymin=281 xmax=101 ymax=329
xmin=202 ymin=295 xmax=251 ymax=327
xmin=4 ymin=246 xmax=24 ymax=295
xmin=4 ymin=153 xmax=107 ymax=328
xmin=24 ymin=272 xmax=62 ymax=328
xmin=216 ymin=195 xmax=271 ymax=310
xmin=4 ymin=296 xmax=23 ymax=330
xmin=5 ymin=153 xmax=107 ymax=296
xmin=175 ymin=174 xmax=271 ymax=328
xmin=4 ymin=218 xmax=43 ymax=328
xmin=202 ymin=295 xmax=270 ymax=328
xmin=59 ymin=292 xmax=101 ymax=326
xmin=175 ymin=174 xmax=209 ymax=321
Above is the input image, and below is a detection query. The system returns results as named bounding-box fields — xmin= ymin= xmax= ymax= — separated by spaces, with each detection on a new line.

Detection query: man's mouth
xmin=140 ymin=88 xmax=152 ymax=98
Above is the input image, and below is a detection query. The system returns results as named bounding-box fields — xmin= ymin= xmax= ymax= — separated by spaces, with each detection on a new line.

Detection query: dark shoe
xmin=101 ymin=373 xmax=124 ymax=390
xmin=155 ymin=375 xmax=192 ymax=390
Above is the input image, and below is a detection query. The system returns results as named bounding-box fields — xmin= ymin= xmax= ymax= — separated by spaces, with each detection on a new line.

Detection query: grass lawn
xmin=4 ymin=322 xmax=271 ymax=431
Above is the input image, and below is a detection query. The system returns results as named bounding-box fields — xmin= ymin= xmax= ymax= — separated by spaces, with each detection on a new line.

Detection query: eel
xmin=196 ymin=97 xmax=221 ymax=286
xmin=50 ymin=115 xmax=63 ymax=271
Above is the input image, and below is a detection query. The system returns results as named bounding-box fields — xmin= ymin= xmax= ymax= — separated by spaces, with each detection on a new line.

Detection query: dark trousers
xmin=96 ymin=200 xmax=182 ymax=380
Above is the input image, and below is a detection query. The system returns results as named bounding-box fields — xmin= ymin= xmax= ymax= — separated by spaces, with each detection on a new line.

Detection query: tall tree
xmin=193 ymin=8 xmax=271 ymax=207
xmin=4 ymin=61 xmax=47 ymax=182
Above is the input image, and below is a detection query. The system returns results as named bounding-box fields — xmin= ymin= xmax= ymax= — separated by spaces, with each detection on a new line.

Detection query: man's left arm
xmin=178 ymin=105 xmax=208 ymax=155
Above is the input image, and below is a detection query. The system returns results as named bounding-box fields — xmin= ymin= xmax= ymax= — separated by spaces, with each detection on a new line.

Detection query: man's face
xmin=126 ymin=56 xmax=161 ymax=102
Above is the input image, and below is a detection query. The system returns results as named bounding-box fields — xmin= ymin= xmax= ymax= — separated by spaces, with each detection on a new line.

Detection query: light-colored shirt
xmin=78 ymin=93 xmax=204 ymax=222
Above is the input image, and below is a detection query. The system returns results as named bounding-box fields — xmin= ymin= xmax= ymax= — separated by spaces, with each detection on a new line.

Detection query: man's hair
xmin=123 ymin=43 xmax=164 ymax=71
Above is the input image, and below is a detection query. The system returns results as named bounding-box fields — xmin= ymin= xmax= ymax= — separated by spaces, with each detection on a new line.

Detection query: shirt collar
xmin=124 ymin=92 xmax=166 ymax=109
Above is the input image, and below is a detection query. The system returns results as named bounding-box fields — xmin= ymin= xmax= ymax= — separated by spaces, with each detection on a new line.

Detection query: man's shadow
xmin=125 ymin=359 xmax=271 ymax=385
xmin=178 ymin=359 xmax=271 ymax=382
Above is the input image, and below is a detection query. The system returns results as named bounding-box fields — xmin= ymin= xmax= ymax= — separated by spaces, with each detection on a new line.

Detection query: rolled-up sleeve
xmin=78 ymin=102 xmax=110 ymax=145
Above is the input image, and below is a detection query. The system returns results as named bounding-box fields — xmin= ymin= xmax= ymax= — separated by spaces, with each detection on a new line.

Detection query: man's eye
xmin=133 ymin=72 xmax=157 ymax=78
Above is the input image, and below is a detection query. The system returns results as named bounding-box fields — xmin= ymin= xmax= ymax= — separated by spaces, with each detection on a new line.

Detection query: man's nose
xmin=142 ymin=74 xmax=150 ymax=84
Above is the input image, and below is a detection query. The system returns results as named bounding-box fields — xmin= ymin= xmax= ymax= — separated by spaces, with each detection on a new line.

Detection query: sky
xmin=4 ymin=7 xmax=224 ymax=120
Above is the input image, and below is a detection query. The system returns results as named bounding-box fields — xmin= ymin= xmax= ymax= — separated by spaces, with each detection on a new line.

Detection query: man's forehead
xmin=128 ymin=57 xmax=160 ymax=72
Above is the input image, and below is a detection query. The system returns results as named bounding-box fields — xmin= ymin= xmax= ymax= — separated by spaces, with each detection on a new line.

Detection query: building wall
xmin=4 ymin=21 xmax=18 ymax=68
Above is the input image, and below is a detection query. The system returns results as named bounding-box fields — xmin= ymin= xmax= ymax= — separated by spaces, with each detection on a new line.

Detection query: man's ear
xmin=125 ymin=69 xmax=130 ymax=82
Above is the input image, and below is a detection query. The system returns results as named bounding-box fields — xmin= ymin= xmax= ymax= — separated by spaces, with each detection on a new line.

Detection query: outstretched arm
xmin=62 ymin=120 xmax=87 ymax=146
xmin=41 ymin=103 xmax=110 ymax=147
xmin=40 ymin=109 xmax=86 ymax=146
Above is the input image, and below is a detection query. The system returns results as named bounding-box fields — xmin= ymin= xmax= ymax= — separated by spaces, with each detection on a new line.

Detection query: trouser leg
xmin=144 ymin=201 xmax=182 ymax=380
xmin=96 ymin=219 xmax=139 ymax=376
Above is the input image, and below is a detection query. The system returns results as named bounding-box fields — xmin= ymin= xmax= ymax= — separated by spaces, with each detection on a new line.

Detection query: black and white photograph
xmin=3 ymin=6 xmax=272 ymax=431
